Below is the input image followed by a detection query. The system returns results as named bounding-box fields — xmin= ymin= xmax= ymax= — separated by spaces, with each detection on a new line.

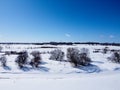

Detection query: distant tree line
xmin=0 ymin=42 xmax=120 ymax=46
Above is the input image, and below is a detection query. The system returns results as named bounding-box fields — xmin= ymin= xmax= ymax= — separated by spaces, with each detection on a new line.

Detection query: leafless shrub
xmin=108 ymin=51 xmax=120 ymax=63
xmin=102 ymin=47 xmax=109 ymax=54
xmin=49 ymin=49 xmax=65 ymax=61
xmin=15 ymin=51 xmax=28 ymax=68
xmin=67 ymin=48 xmax=91 ymax=67
xmin=30 ymin=51 xmax=41 ymax=68
xmin=0 ymin=46 xmax=3 ymax=52
xmin=0 ymin=55 xmax=7 ymax=67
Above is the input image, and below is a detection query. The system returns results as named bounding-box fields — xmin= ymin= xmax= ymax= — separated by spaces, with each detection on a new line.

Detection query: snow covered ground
xmin=0 ymin=72 xmax=120 ymax=90
xmin=0 ymin=44 xmax=120 ymax=90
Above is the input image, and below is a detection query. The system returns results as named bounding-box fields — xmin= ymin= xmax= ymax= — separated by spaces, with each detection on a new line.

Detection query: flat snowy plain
xmin=0 ymin=44 xmax=120 ymax=90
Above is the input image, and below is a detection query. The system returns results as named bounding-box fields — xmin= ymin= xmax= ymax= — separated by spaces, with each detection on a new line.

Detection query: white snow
xmin=0 ymin=44 xmax=120 ymax=90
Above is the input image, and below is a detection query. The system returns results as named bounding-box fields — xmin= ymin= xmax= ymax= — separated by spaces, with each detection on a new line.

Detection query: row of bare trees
xmin=49 ymin=48 xmax=91 ymax=67
xmin=0 ymin=47 xmax=120 ymax=69
xmin=49 ymin=48 xmax=120 ymax=66
xmin=15 ymin=51 xmax=41 ymax=68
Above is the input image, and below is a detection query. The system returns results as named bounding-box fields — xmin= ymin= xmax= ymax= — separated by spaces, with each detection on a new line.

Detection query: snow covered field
xmin=0 ymin=44 xmax=120 ymax=90
xmin=0 ymin=72 xmax=120 ymax=90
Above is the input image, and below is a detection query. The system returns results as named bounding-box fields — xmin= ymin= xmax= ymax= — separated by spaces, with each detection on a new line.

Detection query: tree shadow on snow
xmin=78 ymin=64 xmax=101 ymax=73
xmin=114 ymin=67 xmax=120 ymax=71
xmin=40 ymin=61 xmax=48 ymax=65
xmin=35 ymin=66 xmax=50 ymax=72
xmin=21 ymin=66 xmax=49 ymax=72
xmin=3 ymin=66 xmax=12 ymax=70
xmin=21 ymin=66 xmax=32 ymax=72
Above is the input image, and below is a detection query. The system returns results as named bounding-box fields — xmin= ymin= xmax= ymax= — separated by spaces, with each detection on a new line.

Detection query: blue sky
xmin=0 ymin=0 xmax=120 ymax=42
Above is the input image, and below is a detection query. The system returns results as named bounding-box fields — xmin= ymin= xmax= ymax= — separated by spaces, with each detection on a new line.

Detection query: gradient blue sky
xmin=0 ymin=0 xmax=120 ymax=42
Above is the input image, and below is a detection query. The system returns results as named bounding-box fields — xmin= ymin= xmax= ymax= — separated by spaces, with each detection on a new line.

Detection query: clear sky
xmin=0 ymin=0 xmax=120 ymax=42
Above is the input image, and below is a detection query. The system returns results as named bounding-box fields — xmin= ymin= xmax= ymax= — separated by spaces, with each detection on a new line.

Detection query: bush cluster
xmin=0 ymin=55 xmax=7 ymax=67
xmin=108 ymin=51 xmax=120 ymax=63
xmin=67 ymin=48 xmax=91 ymax=67
xmin=30 ymin=51 xmax=41 ymax=68
xmin=15 ymin=51 xmax=28 ymax=68
xmin=49 ymin=49 xmax=65 ymax=61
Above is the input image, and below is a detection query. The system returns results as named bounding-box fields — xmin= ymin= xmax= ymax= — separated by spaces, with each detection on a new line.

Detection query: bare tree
xmin=30 ymin=51 xmax=41 ymax=68
xmin=0 ymin=46 xmax=3 ymax=52
xmin=108 ymin=51 xmax=120 ymax=63
xmin=0 ymin=55 xmax=7 ymax=67
xmin=49 ymin=49 xmax=65 ymax=61
xmin=67 ymin=48 xmax=91 ymax=67
xmin=102 ymin=47 xmax=109 ymax=54
xmin=15 ymin=51 xmax=28 ymax=68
